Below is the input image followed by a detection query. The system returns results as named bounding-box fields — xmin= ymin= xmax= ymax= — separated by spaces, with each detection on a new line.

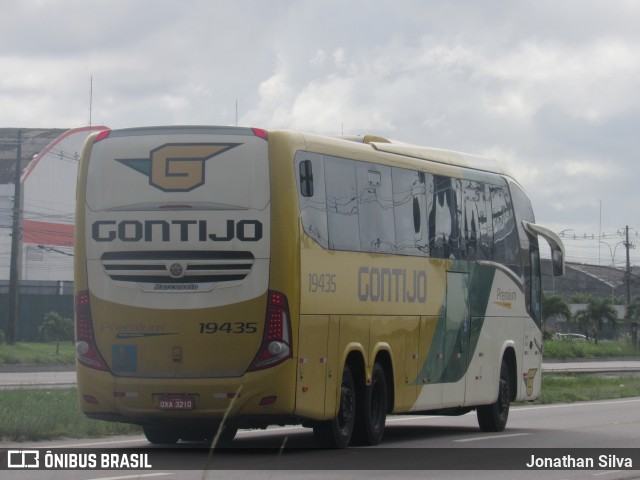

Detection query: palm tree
xmin=542 ymin=293 xmax=572 ymax=338
xmin=543 ymin=294 xmax=572 ymax=322
xmin=573 ymin=296 xmax=618 ymax=343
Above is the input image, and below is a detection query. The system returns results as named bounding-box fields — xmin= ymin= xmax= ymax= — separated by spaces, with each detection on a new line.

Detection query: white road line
xmin=386 ymin=415 xmax=436 ymax=423
xmin=91 ymin=474 xmax=173 ymax=480
xmin=454 ymin=432 xmax=530 ymax=443
xmin=52 ymin=438 xmax=146 ymax=448
xmin=514 ymin=398 xmax=640 ymax=412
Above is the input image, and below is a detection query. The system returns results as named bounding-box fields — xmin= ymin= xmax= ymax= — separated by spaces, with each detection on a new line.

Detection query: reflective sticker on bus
xmin=112 ymin=345 xmax=138 ymax=373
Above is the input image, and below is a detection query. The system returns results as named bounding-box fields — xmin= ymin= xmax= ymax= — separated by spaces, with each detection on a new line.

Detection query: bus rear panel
xmin=75 ymin=127 xmax=296 ymax=434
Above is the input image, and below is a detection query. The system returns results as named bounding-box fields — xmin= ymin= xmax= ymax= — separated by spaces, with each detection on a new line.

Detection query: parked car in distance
xmin=553 ymin=332 xmax=587 ymax=342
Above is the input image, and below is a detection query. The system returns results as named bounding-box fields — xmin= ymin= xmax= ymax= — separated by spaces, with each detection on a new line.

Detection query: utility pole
xmin=7 ymin=130 xmax=22 ymax=345
xmin=625 ymin=225 xmax=632 ymax=305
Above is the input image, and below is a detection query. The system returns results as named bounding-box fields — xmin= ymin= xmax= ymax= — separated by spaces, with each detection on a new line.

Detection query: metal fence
xmin=0 ymin=281 xmax=73 ymax=342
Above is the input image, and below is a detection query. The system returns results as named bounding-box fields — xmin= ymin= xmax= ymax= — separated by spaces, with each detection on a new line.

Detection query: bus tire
xmin=214 ymin=425 xmax=238 ymax=445
xmin=143 ymin=425 xmax=179 ymax=445
xmin=313 ymin=364 xmax=356 ymax=448
xmin=477 ymin=358 xmax=510 ymax=432
xmin=353 ymin=362 xmax=387 ymax=445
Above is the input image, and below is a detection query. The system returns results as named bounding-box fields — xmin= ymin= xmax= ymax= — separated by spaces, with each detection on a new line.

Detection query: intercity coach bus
xmin=74 ymin=126 xmax=564 ymax=447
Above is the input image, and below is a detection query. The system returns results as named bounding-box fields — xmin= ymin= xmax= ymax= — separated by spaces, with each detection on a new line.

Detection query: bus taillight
xmin=75 ymin=290 xmax=109 ymax=372
xmin=248 ymin=290 xmax=292 ymax=371
xmin=94 ymin=129 xmax=112 ymax=142
xmin=251 ymin=128 xmax=268 ymax=141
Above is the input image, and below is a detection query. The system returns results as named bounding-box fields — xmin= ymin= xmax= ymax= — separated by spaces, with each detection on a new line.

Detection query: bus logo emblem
xmin=169 ymin=263 xmax=185 ymax=278
xmin=116 ymin=143 xmax=240 ymax=192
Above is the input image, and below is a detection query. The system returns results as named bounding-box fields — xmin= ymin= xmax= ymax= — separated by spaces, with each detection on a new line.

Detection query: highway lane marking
xmin=387 ymin=415 xmax=435 ymax=423
xmin=47 ymin=438 xmax=146 ymax=448
xmin=91 ymin=474 xmax=173 ymax=480
xmin=454 ymin=432 xmax=530 ymax=443
xmin=514 ymin=398 xmax=640 ymax=412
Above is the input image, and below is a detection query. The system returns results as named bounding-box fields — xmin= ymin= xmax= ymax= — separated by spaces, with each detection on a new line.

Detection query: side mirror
xmin=522 ymin=221 xmax=565 ymax=276
xmin=552 ymin=248 xmax=564 ymax=277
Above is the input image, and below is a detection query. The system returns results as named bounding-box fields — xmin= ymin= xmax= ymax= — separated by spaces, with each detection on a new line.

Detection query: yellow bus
xmin=74 ymin=126 xmax=564 ymax=447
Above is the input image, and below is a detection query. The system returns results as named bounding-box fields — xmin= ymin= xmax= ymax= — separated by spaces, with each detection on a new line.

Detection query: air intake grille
xmin=101 ymin=251 xmax=254 ymax=284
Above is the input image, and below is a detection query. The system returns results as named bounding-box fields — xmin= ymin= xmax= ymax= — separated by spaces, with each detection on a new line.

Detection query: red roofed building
xmin=0 ymin=126 xmax=108 ymax=282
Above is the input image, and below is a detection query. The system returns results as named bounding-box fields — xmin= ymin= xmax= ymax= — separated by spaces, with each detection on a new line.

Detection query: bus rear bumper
xmin=77 ymin=360 xmax=297 ymax=426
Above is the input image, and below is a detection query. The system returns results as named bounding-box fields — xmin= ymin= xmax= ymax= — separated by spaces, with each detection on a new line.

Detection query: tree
xmin=625 ymin=295 xmax=640 ymax=323
xmin=573 ymin=296 xmax=618 ymax=343
xmin=542 ymin=293 xmax=572 ymax=338
xmin=543 ymin=294 xmax=572 ymax=322
xmin=38 ymin=311 xmax=73 ymax=355
xmin=570 ymin=292 xmax=591 ymax=304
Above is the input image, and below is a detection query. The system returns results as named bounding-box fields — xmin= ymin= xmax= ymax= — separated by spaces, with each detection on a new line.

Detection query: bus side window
xmin=490 ymin=184 xmax=519 ymax=270
xmin=356 ymin=162 xmax=395 ymax=253
xmin=509 ymin=181 xmax=536 ymax=264
xmin=299 ymin=159 xmax=314 ymax=197
xmin=509 ymin=181 xmax=537 ymax=317
xmin=429 ymin=175 xmax=461 ymax=259
xmin=530 ymin=246 xmax=542 ymax=325
xmin=295 ymin=152 xmax=328 ymax=249
xmin=392 ymin=167 xmax=429 ymax=256
xmin=325 ymin=156 xmax=360 ymax=251
xmin=477 ymin=183 xmax=493 ymax=260
xmin=462 ymin=180 xmax=481 ymax=260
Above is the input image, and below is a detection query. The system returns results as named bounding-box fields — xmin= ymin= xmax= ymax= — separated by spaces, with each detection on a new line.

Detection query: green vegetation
xmin=38 ymin=312 xmax=74 ymax=356
xmin=543 ymin=338 xmax=637 ymax=359
xmin=0 ymin=388 xmax=141 ymax=442
xmin=573 ymin=296 xmax=618 ymax=337
xmin=543 ymin=293 xmax=623 ymax=340
xmin=1 ymin=375 xmax=639 ymax=441
xmin=543 ymin=294 xmax=572 ymax=324
xmin=0 ymin=341 xmax=75 ymax=366
xmin=626 ymin=295 xmax=640 ymax=322
xmin=533 ymin=373 xmax=640 ymax=405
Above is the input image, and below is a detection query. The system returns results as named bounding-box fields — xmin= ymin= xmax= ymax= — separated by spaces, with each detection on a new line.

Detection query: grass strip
xmin=0 ymin=342 xmax=75 ymax=366
xmin=533 ymin=373 xmax=640 ymax=404
xmin=0 ymin=388 xmax=140 ymax=442
xmin=542 ymin=339 xmax=638 ymax=359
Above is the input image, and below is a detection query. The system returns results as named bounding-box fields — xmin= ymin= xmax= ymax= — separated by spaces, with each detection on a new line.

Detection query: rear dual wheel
xmin=354 ymin=362 xmax=387 ymax=446
xmin=313 ymin=365 xmax=356 ymax=448
xmin=143 ymin=426 xmax=179 ymax=445
xmin=313 ymin=362 xmax=388 ymax=448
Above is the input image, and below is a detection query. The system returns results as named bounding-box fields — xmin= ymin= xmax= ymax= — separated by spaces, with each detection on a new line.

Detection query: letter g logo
xmin=117 ymin=143 xmax=240 ymax=192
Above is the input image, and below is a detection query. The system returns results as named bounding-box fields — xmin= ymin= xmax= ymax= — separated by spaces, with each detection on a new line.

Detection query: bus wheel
xmin=353 ymin=362 xmax=387 ymax=445
xmin=143 ymin=426 xmax=179 ymax=445
xmin=477 ymin=358 xmax=510 ymax=432
xmin=313 ymin=364 xmax=356 ymax=448
xmin=213 ymin=425 xmax=238 ymax=446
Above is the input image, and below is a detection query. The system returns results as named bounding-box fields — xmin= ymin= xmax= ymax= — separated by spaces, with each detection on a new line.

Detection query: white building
xmin=0 ymin=126 xmax=108 ymax=282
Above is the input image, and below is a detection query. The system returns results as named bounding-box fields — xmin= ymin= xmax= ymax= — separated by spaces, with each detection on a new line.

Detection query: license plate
xmin=158 ymin=395 xmax=194 ymax=410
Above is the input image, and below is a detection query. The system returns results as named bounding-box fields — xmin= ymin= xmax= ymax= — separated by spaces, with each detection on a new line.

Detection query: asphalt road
xmin=2 ymin=360 xmax=639 ymax=479
xmin=2 ymin=397 xmax=639 ymax=479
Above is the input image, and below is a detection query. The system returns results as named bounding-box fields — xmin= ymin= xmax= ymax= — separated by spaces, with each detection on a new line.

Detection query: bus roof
xmin=296 ymin=131 xmax=514 ymax=180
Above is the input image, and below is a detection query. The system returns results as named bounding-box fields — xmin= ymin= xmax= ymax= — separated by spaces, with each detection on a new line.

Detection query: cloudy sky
xmin=2 ymin=0 xmax=640 ymax=265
